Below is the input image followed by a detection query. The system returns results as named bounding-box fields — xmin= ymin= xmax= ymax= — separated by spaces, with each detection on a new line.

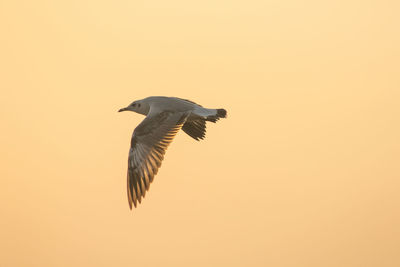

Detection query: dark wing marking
xmin=182 ymin=119 xmax=207 ymax=141
xmin=127 ymin=111 xmax=189 ymax=209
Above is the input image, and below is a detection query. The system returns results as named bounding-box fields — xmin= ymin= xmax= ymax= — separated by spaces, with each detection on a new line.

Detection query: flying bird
xmin=119 ymin=96 xmax=227 ymax=209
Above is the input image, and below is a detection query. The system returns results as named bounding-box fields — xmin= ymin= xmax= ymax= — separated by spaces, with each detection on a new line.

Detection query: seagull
xmin=119 ymin=96 xmax=227 ymax=209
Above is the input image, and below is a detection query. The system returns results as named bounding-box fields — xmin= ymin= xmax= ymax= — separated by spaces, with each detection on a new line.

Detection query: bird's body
xmin=119 ymin=96 xmax=227 ymax=209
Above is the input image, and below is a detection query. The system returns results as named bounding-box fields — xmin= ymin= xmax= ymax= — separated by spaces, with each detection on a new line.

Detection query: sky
xmin=1 ymin=1 xmax=399 ymax=266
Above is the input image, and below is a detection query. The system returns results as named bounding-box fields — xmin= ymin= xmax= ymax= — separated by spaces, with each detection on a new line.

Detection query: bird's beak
xmin=118 ymin=107 xmax=128 ymax=112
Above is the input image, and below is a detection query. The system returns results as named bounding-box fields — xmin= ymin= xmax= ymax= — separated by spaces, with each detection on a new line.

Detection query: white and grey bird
xmin=118 ymin=96 xmax=227 ymax=209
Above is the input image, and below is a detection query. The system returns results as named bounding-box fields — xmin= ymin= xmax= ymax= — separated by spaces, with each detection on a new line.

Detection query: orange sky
xmin=1 ymin=1 xmax=399 ymax=266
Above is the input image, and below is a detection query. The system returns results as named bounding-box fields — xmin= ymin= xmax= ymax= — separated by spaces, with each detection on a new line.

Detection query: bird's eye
xmin=138 ymin=104 xmax=141 ymax=108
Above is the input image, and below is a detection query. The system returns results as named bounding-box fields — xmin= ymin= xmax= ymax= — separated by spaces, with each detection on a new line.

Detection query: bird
xmin=118 ymin=96 xmax=227 ymax=209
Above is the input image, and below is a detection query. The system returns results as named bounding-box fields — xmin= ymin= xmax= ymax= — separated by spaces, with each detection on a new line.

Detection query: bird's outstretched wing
xmin=182 ymin=119 xmax=207 ymax=141
xmin=127 ymin=111 xmax=190 ymax=209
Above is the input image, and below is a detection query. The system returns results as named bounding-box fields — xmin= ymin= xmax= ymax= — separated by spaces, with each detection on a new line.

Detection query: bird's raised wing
xmin=127 ymin=111 xmax=190 ymax=209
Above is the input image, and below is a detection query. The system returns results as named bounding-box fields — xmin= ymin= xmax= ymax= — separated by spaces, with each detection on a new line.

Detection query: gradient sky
xmin=1 ymin=1 xmax=399 ymax=266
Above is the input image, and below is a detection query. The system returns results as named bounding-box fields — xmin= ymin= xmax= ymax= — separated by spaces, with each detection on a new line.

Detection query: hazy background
xmin=1 ymin=1 xmax=399 ymax=266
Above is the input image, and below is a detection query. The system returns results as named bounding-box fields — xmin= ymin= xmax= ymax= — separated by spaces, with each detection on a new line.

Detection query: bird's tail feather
xmin=206 ymin=108 xmax=227 ymax=122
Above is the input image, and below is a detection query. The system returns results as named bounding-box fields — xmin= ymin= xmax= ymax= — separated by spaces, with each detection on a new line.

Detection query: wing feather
xmin=127 ymin=111 xmax=189 ymax=209
xmin=182 ymin=119 xmax=207 ymax=141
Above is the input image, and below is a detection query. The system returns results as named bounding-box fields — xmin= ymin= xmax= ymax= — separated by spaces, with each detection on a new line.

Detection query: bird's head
xmin=118 ymin=100 xmax=149 ymax=115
